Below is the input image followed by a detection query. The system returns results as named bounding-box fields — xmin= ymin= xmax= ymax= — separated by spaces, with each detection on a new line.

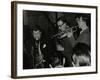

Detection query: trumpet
xmin=51 ymin=25 xmax=79 ymax=39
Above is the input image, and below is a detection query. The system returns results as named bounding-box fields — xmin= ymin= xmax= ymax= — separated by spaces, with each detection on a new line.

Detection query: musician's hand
xmin=42 ymin=59 xmax=46 ymax=62
xmin=59 ymin=33 xmax=67 ymax=39
xmin=56 ymin=44 xmax=64 ymax=51
xmin=67 ymin=30 xmax=73 ymax=38
xmin=59 ymin=31 xmax=73 ymax=39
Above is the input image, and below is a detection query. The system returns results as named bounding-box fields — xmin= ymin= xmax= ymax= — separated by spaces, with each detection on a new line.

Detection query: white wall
xmin=0 ymin=0 xmax=100 ymax=80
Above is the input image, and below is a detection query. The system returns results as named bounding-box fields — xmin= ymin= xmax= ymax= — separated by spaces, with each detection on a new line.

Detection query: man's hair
xmin=73 ymin=42 xmax=90 ymax=57
xmin=57 ymin=16 xmax=70 ymax=26
xmin=32 ymin=25 xmax=42 ymax=32
xmin=72 ymin=42 xmax=91 ymax=66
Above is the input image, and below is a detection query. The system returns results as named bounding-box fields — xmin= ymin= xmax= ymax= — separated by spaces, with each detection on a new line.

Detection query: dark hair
xmin=57 ymin=16 xmax=70 ymax=26
xmin=72 ymin=42 xmax=91 ymax=66
xmin=32 ymin=25 xmax=42 ymax=32
xmin=72 ymin=42 xmax=90 ymax=57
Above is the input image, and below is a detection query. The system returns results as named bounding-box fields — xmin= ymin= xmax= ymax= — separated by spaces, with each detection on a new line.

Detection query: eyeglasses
xmin=58 ymin=22 xmax=65 ymax=28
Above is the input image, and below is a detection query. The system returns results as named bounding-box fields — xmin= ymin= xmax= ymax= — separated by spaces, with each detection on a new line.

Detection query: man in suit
xmin=56 ymin=16 xmax=73 ymax=67
xmin=67 ymin=14 xmax=90 ymax=47
xmin=31 ymin=25 xmax=48 ymax=68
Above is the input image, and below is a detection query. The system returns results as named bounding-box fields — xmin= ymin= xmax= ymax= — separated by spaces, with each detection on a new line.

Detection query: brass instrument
xmin=51 ymin=25 xmax=78 ymax=39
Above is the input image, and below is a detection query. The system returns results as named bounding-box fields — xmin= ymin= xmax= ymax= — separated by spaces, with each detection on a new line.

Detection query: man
xmin=72 ymin=42 xmax=91 ymax=67
xmin=31 ymin=25 xmax=48 ymax=68
xmin=56 ymin=16 xmax=73 ymax=67
xmin=68 ymin=14 xmax=90 ymax=47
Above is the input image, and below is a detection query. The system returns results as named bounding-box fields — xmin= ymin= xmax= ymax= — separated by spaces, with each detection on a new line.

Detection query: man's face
xmin=76 ymin=17 xmax=85 ymax=29
xmin=33 ymin=30 xmax=41 ymax=41
xmin=72 ymin=54 xmax=90 ymax=67
xmin=57 ymin=20 xmax=69 ymax=32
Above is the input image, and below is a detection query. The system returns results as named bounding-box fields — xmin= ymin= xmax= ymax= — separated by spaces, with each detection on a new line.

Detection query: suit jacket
xmin=60 ymin=37 xmax=73 ymax=58
xmin=32 ymin=39 xmax=47 ymax=58
xmin=77 ymin=28 xmax=90 ymax=46
xmin=70 ymin=28 xmax=90 ymax=47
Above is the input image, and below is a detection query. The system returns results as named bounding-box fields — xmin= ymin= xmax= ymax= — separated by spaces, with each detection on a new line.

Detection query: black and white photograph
xmin=11 ymin=1 xmax=97 ymax=78
xmin=23 ymin=11 xmax=91 ymax=69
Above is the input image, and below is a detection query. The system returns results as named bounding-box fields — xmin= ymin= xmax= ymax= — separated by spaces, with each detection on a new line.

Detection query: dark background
xmin=23 ymin=10 xmax=90 ymax=69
